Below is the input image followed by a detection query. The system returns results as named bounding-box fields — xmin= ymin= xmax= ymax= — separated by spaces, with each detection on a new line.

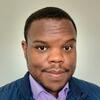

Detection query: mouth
xmin=42 ymin=68 xmax=69 ymax=79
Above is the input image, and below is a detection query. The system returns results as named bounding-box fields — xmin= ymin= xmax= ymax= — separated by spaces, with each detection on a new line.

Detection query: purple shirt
xmin=29 ymin=74 xmax=69 ymax=100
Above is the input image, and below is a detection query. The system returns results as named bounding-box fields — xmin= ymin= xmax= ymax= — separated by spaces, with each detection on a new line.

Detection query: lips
xmin=42 ymin=67 xmax=69 ymax=73
xmin=42 ymin=68 xmax=69 ymax=79
xmin=45 ymin=71 xmax=65 ymax=81
xmin=45 ymin=69 xmax=66 ymax=74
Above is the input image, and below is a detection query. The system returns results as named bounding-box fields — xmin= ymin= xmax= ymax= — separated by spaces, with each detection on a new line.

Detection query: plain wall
xmin=0 ymin=0 xmax=100 ymax=86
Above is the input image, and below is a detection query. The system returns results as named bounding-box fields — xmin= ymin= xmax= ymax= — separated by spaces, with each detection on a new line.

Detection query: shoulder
xmin=0 ymin=72 xmax=32 ymax=100
xmin=72 ymin=77 xmax=100 ymax=91
xmin=71 ymin=77 xmax=100 ymax=98
xmin=0 ymin=78 xmax=22 ymax=100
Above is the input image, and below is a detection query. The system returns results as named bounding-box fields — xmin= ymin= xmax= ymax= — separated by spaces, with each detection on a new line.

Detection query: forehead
xmin=28 ymin=19 xmax=76 ymax=41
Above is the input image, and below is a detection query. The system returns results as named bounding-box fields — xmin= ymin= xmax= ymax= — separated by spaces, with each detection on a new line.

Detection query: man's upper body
xmin=21 ymin=6 xmax=77 ymax=98
xmin=0 ymin=72 xmax=100 ymax=100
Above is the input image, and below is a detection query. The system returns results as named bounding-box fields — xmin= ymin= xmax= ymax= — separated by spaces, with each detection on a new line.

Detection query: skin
xmin=22 ymin=18 xmax=77 ymax=97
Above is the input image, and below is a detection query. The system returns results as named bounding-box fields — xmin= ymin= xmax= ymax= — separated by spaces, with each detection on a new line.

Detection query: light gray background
xmin=0 ymin=0 xmax=100 ymax=86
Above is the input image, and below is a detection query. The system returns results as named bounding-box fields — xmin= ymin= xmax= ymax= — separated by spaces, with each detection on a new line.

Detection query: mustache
xmin=42 ymin=65 xmax=69 ymax=73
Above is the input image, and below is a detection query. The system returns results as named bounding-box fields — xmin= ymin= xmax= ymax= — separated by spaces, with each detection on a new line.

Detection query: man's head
xmin=24 ymin=7 xmax=77 ymax=42
xmin=22 ymin=7 xmax=77 ymax=97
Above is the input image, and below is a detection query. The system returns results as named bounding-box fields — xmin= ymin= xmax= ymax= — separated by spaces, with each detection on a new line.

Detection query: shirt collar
xmin=29 ymin=74 xmax=69 ymax=99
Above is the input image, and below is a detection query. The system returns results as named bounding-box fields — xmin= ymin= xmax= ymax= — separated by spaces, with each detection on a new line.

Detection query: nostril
xmin=51 ymin=60 xmax=63 ymax=63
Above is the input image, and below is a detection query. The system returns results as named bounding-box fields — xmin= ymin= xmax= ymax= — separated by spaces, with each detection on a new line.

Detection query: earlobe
xmin=22 ymin=40 xmax=27 ymax=49
xmin=21 ymin=40 xmax=27 ymax=57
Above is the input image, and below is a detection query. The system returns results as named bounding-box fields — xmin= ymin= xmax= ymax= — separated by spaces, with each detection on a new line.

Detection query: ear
xmin=21 ymin=40 xmax=28 ymax=58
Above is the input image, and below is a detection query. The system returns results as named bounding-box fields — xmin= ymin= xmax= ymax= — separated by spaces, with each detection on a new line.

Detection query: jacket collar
xmin=67 ymin=77 xmax=88 ymax=100
xmin=19 ymin=72 xmax=34 ymax=100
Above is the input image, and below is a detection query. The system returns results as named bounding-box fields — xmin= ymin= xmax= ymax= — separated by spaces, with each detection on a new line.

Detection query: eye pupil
xmin=40 ymin=46 xmax=45 ymax=50
xmin=64 ymin=46 xmax=72 ymax=51
xmin=37 ymin=46 xmax=47 ymax=51
xmin=34 ymin=45 xmax=48 ymax=52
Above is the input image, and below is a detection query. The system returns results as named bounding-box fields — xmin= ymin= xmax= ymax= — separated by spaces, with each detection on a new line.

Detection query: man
xmin=0 ymin=7 xmax=100 ymax=100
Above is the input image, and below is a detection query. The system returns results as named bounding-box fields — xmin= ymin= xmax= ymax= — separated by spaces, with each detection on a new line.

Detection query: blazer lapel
xmin=19 ymin=72 xmax=34 ymax=100
xmin=67 ymin=77 xmax=88 ymax=100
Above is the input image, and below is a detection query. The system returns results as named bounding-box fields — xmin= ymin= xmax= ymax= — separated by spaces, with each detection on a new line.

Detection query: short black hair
xmin=24 ymin=7 xmax=77 ymax=42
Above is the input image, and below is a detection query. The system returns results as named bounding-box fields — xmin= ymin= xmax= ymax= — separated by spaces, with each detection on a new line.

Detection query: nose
xmin=48 ymin=49 xmax=64 ymax=64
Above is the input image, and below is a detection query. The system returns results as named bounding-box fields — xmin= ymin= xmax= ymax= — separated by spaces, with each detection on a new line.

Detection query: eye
xmin=35 ymin=45 xmax=48 ymax=52
xmin=64 ymin=45 xmax=72 ymax=52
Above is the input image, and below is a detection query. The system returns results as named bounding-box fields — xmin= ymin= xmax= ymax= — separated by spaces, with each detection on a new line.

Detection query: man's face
xmin=22 ymin=19 xmax=76 ymax=94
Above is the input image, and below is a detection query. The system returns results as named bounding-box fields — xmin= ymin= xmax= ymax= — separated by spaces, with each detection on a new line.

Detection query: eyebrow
xmin=32 ymin=38 xmax=76 ymax=44
xmin=32 ymin=40 xmax=48 ymax=44
xmin=64 ymin=38 xmax=76 ymax=44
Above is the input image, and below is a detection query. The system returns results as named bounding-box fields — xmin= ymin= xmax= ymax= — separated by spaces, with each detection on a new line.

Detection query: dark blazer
xmin=0 ymin=72 xmax=100 ymax=100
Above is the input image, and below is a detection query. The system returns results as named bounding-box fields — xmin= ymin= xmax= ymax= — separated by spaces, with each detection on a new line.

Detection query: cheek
xmin=27 ymin=48 xmax=44 ymax=64
xmin=26 ymin=50 xmax=47 ymax=75
xmin=64 ymin=52 xmax=76 ymax=69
